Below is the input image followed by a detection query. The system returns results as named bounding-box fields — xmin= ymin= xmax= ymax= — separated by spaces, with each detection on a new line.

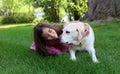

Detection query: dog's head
xmin=60 ymin=21 xmax=89 ymax=45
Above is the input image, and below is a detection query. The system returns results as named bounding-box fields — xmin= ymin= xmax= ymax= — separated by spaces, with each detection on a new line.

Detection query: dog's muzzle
xmin=65 ymin=42 xmax=73 ymax=45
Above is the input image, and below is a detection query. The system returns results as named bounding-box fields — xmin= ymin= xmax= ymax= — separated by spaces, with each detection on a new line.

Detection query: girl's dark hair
xmin=34 ymin=22 xmax=63 ymax=56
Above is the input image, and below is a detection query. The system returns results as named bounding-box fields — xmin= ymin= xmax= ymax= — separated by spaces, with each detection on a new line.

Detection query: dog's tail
xmin=65 ymin=15 xmax=70 ymax=23
xmin=61 ymin=14 xmax=70 ymax=23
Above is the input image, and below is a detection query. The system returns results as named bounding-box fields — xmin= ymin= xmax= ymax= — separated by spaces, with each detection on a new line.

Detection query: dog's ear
xmin=76 ymin=23 xmax=89 ymax=41
xmin=76 ymin=29 xmax=83 ymax=41
xmin=83 ymin=23 xmax=89 ymax=37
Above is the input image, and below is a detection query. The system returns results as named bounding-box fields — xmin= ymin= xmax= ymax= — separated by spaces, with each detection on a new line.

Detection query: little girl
xmin=30 ymin=23 xmax=69 ymax=56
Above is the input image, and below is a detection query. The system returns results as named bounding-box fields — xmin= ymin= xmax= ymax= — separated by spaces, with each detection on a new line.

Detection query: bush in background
xmin=1 ymin=13 xmax=35 ymax=24
xmin=33 ymin=18 xmax=49 ymax=24
xmin=1 ymin=16 xmax=16 ymax=24
xmin=14 ymin=13 xmax=35 ymax=23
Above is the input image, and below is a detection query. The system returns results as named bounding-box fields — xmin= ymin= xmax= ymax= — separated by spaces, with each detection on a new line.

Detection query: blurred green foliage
xmin=33 ymin=0 xmax=88 ymax=22
xmin=1 ymin=13 xmax=35 ymax=24
xmin=0 ymin=0 xmax=88 ymax=24
xmin=0 ymin=0 xmax=35 ymax=24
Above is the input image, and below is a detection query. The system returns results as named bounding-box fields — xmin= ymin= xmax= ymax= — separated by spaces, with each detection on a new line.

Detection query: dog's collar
xmin=72 ymin=42 xmax=82 ymax=46
xmin=69 ymin=43 xmax=82 ymax=47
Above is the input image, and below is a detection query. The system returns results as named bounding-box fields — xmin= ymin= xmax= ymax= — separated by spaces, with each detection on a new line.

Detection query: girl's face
xmin=42 ymin=27 xmax=58 ymax=40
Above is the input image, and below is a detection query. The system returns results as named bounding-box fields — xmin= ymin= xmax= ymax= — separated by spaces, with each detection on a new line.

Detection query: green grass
xmin=0 ymin=20 xmax=120 ymax=74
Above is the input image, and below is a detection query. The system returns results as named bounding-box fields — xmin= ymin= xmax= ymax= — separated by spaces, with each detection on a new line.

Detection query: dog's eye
xmin=66 ymin=31 xmax=70 ymax=34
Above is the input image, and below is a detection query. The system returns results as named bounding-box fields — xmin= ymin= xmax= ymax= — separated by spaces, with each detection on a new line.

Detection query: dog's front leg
xmin=69 ymin=49 xmax=76 ymax=61
xmin=86 ymin=47 xmax=99 ymax=63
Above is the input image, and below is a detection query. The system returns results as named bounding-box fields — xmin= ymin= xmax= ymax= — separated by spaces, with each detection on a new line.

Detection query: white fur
xmin=61 ymin=21 xmax=99 ymax=63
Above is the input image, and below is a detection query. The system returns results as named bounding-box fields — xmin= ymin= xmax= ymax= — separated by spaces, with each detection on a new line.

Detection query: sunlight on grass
xmin=0 ymin=24 xmax=34 ymax=29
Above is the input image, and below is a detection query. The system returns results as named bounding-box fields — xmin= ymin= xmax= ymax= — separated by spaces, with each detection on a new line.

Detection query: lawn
xmin=0 ymin=20 xmax=120 ymax=74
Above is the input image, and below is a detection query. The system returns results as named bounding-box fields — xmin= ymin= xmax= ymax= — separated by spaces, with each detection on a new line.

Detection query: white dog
xmin=61 ymin=21 xmax=98 ymax=63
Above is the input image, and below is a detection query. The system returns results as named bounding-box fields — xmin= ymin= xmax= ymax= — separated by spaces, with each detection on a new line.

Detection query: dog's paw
xmin=93 ymin=59 xmax=99 ymax=63
xmin=70 ymin=57 xmax=76 ymax=61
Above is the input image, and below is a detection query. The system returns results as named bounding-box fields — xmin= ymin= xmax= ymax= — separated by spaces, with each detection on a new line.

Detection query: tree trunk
xmin=48 ymin=0 xmax=60 ymax=22
xmin=81 ymin=0 xmax=120 ymax=21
